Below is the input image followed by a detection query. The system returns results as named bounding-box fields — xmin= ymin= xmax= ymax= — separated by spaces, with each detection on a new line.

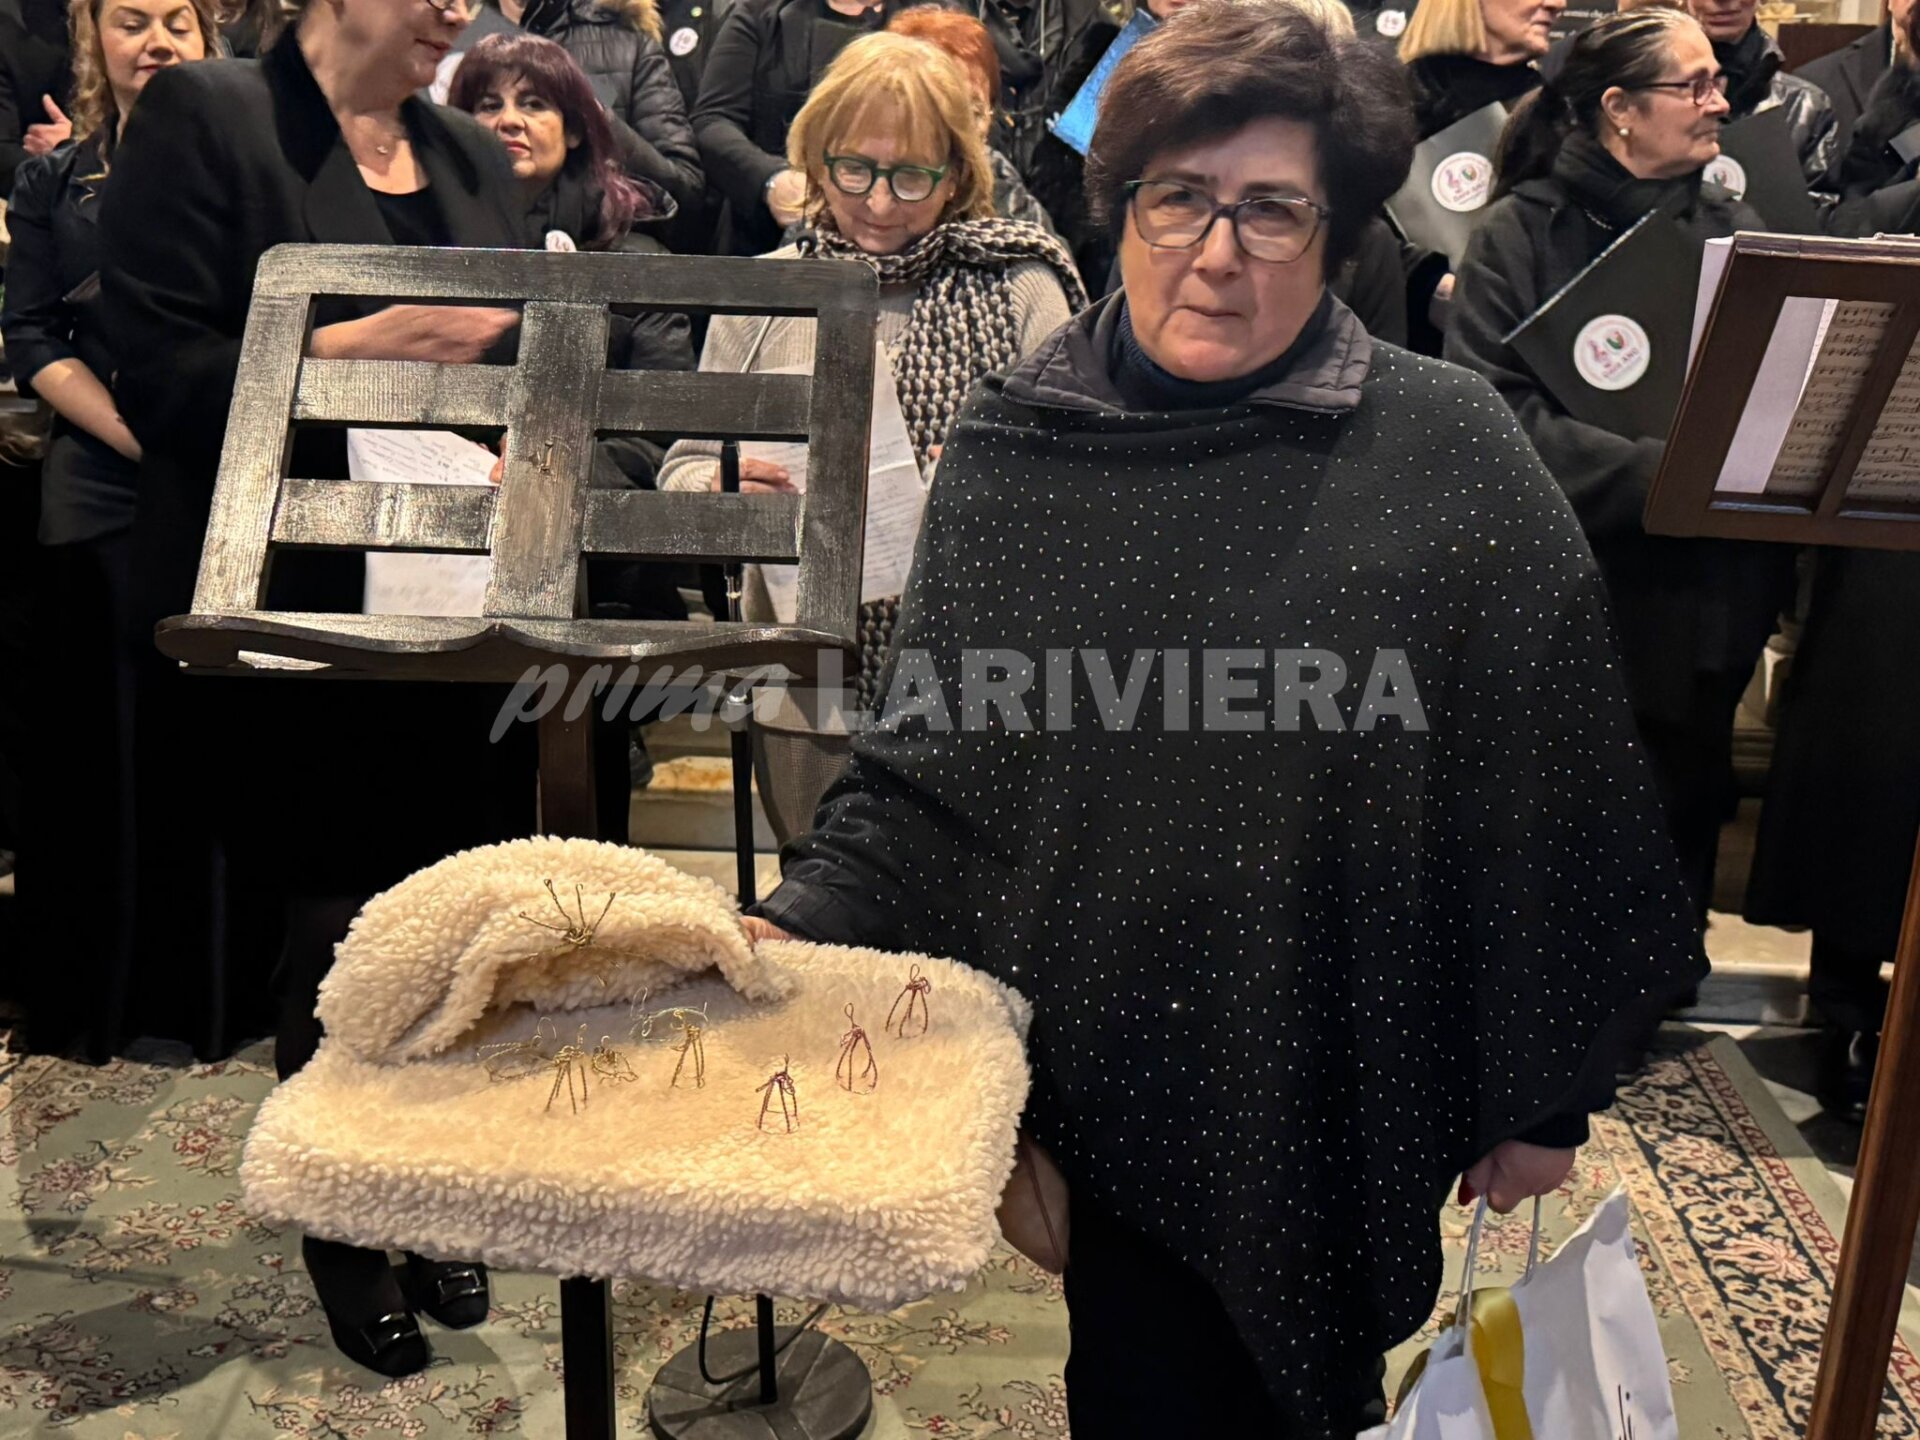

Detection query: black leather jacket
xmin=516 ymin=0 xmax=707 ymax=212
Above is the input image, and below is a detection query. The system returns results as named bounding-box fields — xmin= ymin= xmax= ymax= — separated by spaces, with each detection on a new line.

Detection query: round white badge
xmin=1374 ymin=7 xmax=1407 ymax=35
xmin=670 ymin=25 xmax=700 ymax=55
xmin=1429 ymin=151 xmax=1492 ymax=214
xmin=1573 ymin=314 xmax=1652 ymax=392
xmin=1704 ymin=153 xmax=1748 ymax=199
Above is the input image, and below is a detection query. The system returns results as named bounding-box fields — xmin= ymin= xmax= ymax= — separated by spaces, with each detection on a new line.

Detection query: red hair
xmin=448 ymin=33 xmax=647 ymax=248
xmin=887 ymin=6 xmax=1001 ymax=110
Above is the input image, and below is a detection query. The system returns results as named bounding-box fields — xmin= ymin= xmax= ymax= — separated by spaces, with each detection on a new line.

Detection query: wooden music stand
xmin=158 ymin=243 xmax=879 ymax=1440
xmin=1646 ymin=231 xmax=1920 ymax=1440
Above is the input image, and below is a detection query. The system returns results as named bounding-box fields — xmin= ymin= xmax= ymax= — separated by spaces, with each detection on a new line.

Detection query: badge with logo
xmin=1429 ymin=152 xmax=1492 ymax=214
xmin=1374 ymin=7 xmax=1407 ymax=35
xmin=670 ymin=25 xmax=700 ymax=55
xmin=1573 ymin=315 xmax=1652 ymax=392
xmin=1703 ymin=153 xmax=1748 ymax=199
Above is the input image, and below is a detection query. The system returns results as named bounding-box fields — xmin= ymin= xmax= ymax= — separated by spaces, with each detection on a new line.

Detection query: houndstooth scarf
xmin=796 ymin=217 xmax=1089 ymax=472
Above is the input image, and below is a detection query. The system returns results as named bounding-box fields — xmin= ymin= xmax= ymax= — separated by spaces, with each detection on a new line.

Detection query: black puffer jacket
xmin=515 ymin=0 xmax=706 ymax=213
xmin=1714 ymin=23 xmax=1838 ymax=192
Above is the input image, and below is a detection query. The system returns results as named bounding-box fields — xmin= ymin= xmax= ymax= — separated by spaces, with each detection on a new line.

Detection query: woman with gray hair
xmin=740 ymin=0 xmax=1704 ymax=1429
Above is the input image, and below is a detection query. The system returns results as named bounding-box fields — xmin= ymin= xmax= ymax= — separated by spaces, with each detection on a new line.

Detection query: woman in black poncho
xmin=743 ymin=2 xmax=1703 ymax=1433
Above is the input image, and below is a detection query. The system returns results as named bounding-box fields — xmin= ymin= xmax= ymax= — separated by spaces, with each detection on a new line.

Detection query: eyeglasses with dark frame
xmin=422 ymin=0 xmax=469 ymax=14
xmin=823 ymin=153 xmax=950 ymax=204
xmin=1627 ymin=71 xmax=1729 ymax=106
xmin=1123 ymin=180 xmax=1329 ymax=264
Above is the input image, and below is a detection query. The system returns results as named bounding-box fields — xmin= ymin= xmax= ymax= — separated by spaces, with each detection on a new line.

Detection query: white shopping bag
xmin=1363 ymin=1189 xmax=1675 ymax=1440
xmin=1511 ymin=1189 xmax=1677 ymax=1440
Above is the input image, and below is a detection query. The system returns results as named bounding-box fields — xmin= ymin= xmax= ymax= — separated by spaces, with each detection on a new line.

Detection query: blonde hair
xmin=69 ymin=0 xmax=220 ymax=158
xmin=1398 ymin=0 xmax=1487 ymax=61
xmin=786 ymin=32 xmax=994 ymax=226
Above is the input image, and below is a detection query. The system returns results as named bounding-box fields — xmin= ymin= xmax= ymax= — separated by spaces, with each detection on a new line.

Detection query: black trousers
xmin=1809 ymin=934 xmax=1890 ymax=1034
xmin=1062 ymin=1192 xmax=1387 ymax=1438
xmin=1634 ymin=666 xmax=1754 ymax=928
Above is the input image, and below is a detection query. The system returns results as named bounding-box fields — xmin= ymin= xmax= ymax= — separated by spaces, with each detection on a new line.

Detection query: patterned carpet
xmin=1 ymin=1032 xmax=1915 ymax=1438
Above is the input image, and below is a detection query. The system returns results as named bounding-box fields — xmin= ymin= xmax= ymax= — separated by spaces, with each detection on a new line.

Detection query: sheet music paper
xmin=1690 ymin=240 xmax=1840 ymax=496
xmin=1761 ymin=301 xmax=1896 ymax=498
xmin=1848 ymin=331 xmax=1920 ymax=503
xmin=349 ymin=429 xmax=496 ymax=617
xmin=745 ymin=347 xmax=925 ymax=626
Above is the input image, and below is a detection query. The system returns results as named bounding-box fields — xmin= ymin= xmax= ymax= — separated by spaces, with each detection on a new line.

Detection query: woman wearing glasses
xmin=739 ymin=2 xmax=1704 ymax=1430
xmin=1447 ymin=9 xmax=1792 ymax=931
xmin=100 ymin=0 xmax=537 ymax=1379
xmin=658 ymin=30 xmax=1083 ymax=696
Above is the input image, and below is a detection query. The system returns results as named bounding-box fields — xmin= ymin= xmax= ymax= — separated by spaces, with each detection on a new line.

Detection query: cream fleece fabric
xmin=316 ymin=837 xmax=791 ymax=1064
xmin=244 ymin=941 xmax=1032 ymax=1311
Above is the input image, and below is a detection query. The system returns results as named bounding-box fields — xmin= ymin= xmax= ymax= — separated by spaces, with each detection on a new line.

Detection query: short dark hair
xmin=1085 ymin=0 xmax=1416 ymax=274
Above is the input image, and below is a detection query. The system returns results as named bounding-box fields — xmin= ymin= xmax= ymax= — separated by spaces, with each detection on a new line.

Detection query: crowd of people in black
xmin=3 ymin=0 xmax=1920 ymax=1424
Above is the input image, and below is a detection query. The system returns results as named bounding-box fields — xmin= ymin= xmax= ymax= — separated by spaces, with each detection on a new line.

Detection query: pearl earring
xmin=1618 ymin=126 xmax=1630 ymax=137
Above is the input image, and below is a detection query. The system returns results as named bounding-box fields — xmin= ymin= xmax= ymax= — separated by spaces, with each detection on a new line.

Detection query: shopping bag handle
xmin=1453 ymin=1194 xmax=1544 ymax=1326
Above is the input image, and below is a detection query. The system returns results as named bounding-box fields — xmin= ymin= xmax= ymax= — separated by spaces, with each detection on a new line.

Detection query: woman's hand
xmin=23 ymin=95 xmax=70 ymax=157
xmin=309 ymin=304 xmax=521 ymax=364
xmin=765 ymin=168 xmax=808 ymax=227
xmin=740 ymin=917 xmax=795 ymax=945
xmin=712 ymin=456 xmax=797 ymax=494
xmin=1459 ymin=1139 xmax=1575 ymax=1214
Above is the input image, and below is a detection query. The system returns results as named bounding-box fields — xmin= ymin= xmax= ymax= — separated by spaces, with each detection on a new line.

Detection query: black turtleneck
xmin=1711 ymin=23 xmax=1780 ymax=119
xmin=1110 ymin=288 xmax=1335 ymax=412
xmin=1406 ymin=52 xmax=1543 ymax=139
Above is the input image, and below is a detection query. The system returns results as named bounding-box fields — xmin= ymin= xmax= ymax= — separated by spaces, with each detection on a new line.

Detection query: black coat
xmin=976 ymin=0 xmax=1110 ymax=178
xmin=689 ymin=0 xmax=892 ymax=254
xmin=0 ymin=137 xmax=141 ymax=544
xmin=0 ymin=0 xmax=70 ymax=198
xmin=514 ymin=0 xmax=707 ymax=213
xmin=1022 ymin=5 xmax=1125 ymax=289
xmin=1713 ymin=24 xmax=1838 ymax=191
xmin=1747 ymin=550 xmax=1920 ymax=956
xmin=98 ymin=37 xmax=537 ymax=1053
xmin=1404 ymin=51 xmax=1540 ymax=141
xmin=658 ymin=0 xmax=727 ymax=110
xmin=1797 ymin=21 xmax=1893 ymax=188
xmin=1837 ymin=58 xmax=1920 ymax=198
xmin=1445 ymin=148 xmax=1792 ymax=726
xmin=101 ymin=40 xmax=530 ymax=620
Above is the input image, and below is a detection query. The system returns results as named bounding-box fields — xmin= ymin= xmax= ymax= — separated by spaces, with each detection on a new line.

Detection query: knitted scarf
xmin=796 ymin=216 xmax=1089 ymax=471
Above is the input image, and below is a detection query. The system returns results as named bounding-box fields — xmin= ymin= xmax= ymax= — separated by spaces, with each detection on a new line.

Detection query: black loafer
xmin=303 ymin=1237 xmax=432 ymax=1377
xmin=1817 ymin=1028 xmax=1878 ymax=1121
xmin=402 ymin=1254 xmax=491 ymax=1330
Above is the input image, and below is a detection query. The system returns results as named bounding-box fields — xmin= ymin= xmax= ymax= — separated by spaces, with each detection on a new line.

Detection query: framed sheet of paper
xmin=349 ymin=429 xmax=498 ymax=617
xmin=745 ymin=344 xmax=924 ymax=624
xmin=1383 ymin=102 xmax=1508 ymax=266
xmin=1646 ymin=231 xmax=1920 ymax=551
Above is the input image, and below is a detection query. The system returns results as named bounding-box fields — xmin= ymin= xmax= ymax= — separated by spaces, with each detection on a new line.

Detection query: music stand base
xmin=647 ymin=1328 xmax=872 ymax=1439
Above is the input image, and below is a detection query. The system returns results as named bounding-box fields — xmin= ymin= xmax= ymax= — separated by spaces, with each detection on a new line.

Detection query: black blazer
xmin=1798 ymin=22 xmax=1892 ymax=187
xmin=99 ymin=36 xmax=529 ymax=622
xmin=0 ymin=0 xmax=71 ymax=197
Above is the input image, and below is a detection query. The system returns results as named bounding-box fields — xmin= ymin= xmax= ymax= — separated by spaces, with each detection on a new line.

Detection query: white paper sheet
xmin=348 ymin=429 xmax=497 ymax=618
xmin=743 ymin=348 xmax=926 ymax=625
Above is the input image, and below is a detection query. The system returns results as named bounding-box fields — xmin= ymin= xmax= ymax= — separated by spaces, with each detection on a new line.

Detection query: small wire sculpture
xmin=834 ymin=1003 xmax=877 ymax=1093
xmin=757 ymin=1056 xmax=799 ymax=1132
xmin=668 ymin=1007 xmax=708 ymax=1090
xmin=591 ymin=1033 xmax=637 ymax=1084
xmin=546 ymin=1024 xmax=593 ymax=1114
xmin=476 ymin=1015 xmax=561 ymax=1082
xmin=886 ymin=964 xmax=932 ymax=1038
xmin=517 ymin=878 xmax=644 ymax=989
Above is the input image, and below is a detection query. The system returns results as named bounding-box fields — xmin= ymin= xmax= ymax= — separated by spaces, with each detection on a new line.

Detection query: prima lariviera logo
xmin=1573 ymin=314 xmax=1652 ymax=392
xmin=1430 ymin=152 xmax=1492 ymax=214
